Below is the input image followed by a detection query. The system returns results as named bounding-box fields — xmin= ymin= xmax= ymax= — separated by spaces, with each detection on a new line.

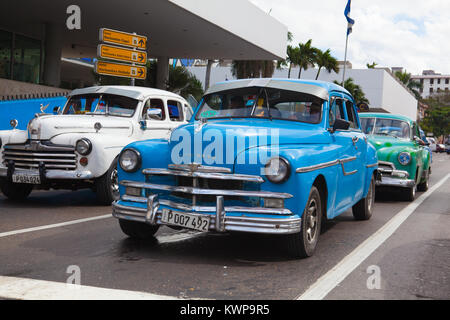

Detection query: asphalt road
xmin=0 ymin=153 xmax=449 ymax=300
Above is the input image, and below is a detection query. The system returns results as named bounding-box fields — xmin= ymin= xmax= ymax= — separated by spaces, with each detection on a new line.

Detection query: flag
xmin=344 ymin=0 xmax=355 ymax=35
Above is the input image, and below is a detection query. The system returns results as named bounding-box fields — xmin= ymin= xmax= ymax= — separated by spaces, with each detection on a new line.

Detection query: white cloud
xmin=249 ymin=0 xmax=450 ymax=75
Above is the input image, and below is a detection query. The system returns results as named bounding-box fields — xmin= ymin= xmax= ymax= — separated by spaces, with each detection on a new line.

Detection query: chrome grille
xmin=2 ymin=141 xmax=77 ymax=170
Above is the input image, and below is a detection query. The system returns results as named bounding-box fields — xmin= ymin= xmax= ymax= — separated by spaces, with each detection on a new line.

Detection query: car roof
xmin=205 ymin=78 xmax=351 ymax=101
xmin=359 ymin=112 xmax=414 ymax=123
xmin=68 ymin=85 xmax=185 ymax=101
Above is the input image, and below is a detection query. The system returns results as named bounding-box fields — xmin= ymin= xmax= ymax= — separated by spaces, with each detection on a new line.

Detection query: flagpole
xmin=342 ymin=32 xmax=349 ymax=86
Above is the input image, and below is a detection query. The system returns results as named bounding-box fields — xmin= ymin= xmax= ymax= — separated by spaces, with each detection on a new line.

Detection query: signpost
xmin=96 ymin=28 xmax=148 ymax=85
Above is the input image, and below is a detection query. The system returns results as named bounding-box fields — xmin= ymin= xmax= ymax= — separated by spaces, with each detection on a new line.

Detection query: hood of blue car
xmin=168 ymin=118 xmax=330 ymax=167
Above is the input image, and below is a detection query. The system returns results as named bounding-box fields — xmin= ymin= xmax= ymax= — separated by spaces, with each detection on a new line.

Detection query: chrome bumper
xmin=0 ymin=166 xmax=94 ymax=180
xmin=112 ymin=196 xmax=301 ymax=235
xmin=376 ymin=175 xmax=415 ymax=188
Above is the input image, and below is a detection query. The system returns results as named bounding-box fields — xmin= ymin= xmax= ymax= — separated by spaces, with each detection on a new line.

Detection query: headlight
xmin=398 ymin=152 xmax=411 ymax=166
xmin=75 ymin=138 xmax=92 ymax=155
xmin=119 ymin=148 xmax=141 ymax=173
xmin=264 ymin=157 xmax=291 ymax=183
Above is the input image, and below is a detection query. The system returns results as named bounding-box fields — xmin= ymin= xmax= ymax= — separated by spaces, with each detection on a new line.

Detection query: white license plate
xmin=160 ymin=209 xmax=210 ymax=232
xmin=12 ymin=174 xmax=41 ymax=184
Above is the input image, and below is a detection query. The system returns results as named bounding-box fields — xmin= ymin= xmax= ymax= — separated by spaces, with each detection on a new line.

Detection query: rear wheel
xmin=119 ymin=219 xmax=160 ymax=240
xmin=352 ymin=175 xmax=375 ymax=221
xmin=95 ymin=158 xmax=119 ymax=205
xmin=0 ymin=180 xmax=33 ymax=201
xmin=285 ymin=186 xmax=322 ymax=258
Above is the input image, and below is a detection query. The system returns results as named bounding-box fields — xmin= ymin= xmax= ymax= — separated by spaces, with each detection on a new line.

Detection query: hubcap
xmin=111 ymin=167 xmax=119 ymax=195
xmin=367 ymin=179 xmax=374 ymax=212
xmin=306 ymin=199 xmax=318 ymax=243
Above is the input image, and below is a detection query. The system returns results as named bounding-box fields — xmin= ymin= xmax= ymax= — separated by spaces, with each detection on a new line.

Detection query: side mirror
xmin=53 ymin=106 xmax=61 ymax=115
xmin=330 ymin=118 xmax=350 ymax=132
xmin=147 ymin=108 xmax=162 ymax=120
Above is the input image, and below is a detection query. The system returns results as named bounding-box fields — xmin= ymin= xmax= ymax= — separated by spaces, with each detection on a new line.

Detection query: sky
xmin=248 ymin=0 xmax=450 ymax=75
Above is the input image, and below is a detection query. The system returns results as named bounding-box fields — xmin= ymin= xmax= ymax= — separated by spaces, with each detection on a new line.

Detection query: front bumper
xmin=0 ymin=166 xmax=94 ymax=180
xmin=376 ymin=161 xmax=414 ymax=188
xmin=112 ymin=196 xmax=302 ymax=235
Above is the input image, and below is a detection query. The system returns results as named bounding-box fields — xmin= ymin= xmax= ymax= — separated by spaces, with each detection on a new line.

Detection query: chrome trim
xmin=168 ymin=163 xmax=231 ymax=173
xmin=340 ymin=156 xmax=357 ymax=176
xmin=366 ymin=163 xmax=378 ymax=168
xmin=4 ymin=142 xmax=74 ymax=152
xmin=216 ymin=196 xmax=225 ymax=232
xmin=112 ymin=201 xmax=301 ymax=235
xmin=120 ymin=180 xmax=293 ymax=199
xmin=0 ymin=166 xmax=93 ymax=179
xmin=121 ymin=195 xmax=293 ymax=215
xmin=143 ymin=168 xmax=264 ymax=183
xmin=296 ymin=160 xmax=339 ymax=173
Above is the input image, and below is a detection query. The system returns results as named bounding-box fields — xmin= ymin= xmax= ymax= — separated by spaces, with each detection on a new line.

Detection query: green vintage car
xmin=359 ymin=113 xmax=431 ymax=201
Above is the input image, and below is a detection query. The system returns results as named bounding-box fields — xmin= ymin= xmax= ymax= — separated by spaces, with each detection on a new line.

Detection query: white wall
xmin=188 ymin=66 xmax=418 ymax=120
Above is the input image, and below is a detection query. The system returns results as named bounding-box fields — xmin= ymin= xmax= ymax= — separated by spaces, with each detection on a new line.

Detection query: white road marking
xmin=0 ymin=214 xmax=112 ymax=238
xmin=0 ymin=276 xmax=179 ymax=300
xmin=297 ymin=173 xmax=450 ymax=300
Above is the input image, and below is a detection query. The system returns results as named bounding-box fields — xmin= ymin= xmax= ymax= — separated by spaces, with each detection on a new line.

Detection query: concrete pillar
xmin=205 ymin=59 xmax=214 ymax=91
xmin=43 ymin=23 xmax=63 ymax=87
xmin=156 ymin=56 xmax=169 ymax=90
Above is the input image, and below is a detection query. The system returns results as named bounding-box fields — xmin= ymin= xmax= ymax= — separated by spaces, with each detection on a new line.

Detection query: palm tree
xmin=366 ymin=62 xmax=378 ymax=69
xmin=314 ymin=48 xmax=339 ymax=80
xmin=334 ymin=78 xmax=370 ymax=106
xmin=297 ymin=39 xmax=317 ymax=79
xmin=394 ymin=70 xmax=423 ymax=99
xmin=277 ymin=45 xmax=299 ymax=78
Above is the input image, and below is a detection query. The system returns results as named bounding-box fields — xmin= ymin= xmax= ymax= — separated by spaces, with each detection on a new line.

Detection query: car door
xmin=329 ymin=95 xmax=365 ymax=213
xmin=140 ymin=97 xmax=171 ymax=140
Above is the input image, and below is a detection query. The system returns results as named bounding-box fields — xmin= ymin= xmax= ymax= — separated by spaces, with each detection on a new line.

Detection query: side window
xmin=142 ymin=99 xmax=166 ymax=121
xmin=344 ymin=100 xmax=358 ymax=129
xmin=167 ymin=100 xmax=184 ymax=122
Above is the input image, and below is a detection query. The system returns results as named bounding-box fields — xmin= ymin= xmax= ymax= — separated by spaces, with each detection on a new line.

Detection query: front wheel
xmin=119 ymin=219 xmax=160 ymax=240
xmin=0 ymin=180 xmax=33 ymax=201
xmin=285 ymin=186 xmax=322 ymax=259
xmin=403 ymin=185 xmax=416 ymax=202
xmin=352 ymin=175 xmax=375 ymax=221
xmin=95 ymin=158 xmax=119 ymax=205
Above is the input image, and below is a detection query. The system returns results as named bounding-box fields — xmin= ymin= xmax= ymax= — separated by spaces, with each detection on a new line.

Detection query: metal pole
xmin=342 ymin=32 xmax=349 ymax=86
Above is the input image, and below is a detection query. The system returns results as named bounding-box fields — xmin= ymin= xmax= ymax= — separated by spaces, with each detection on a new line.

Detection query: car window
xmin=185 ymin=104 xmax=193 ymax=121
xmin=167 ymin=100 xmax=184 ymax=122
xmin=329 ymin=97 xmax=346 ymax=126
xmin=107 ymin=95 xmax=138 ymax=117
xmin=196 ymin=87 xmax=324 ymax=124
xmin=64 ymin=94 xmax=100 ymax=114
xmin=142 ymin=98 xmax=166 ymax=121
xmin=360 ymin=117 xmax=375 ymax=134
xmin=344 ymin=100 xmax=358 ymax=129
xmin=372 ymin=118 xmax=411 ymax=139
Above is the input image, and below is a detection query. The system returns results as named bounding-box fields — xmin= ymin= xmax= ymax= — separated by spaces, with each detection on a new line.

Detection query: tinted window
xmin=142 ymin=99 xmax=166 ymax=121
xmin=345 ymin=100 xmax=358 ymax=128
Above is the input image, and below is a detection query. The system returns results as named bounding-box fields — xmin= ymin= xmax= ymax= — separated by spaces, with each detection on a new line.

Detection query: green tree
xmin=297 ymin=39 xmax=317 ymax=79
xmin=366 ymin=62 xmax=378 ymax=69
xmin=314 ymin=48 xmax=339 ymax=80
xmin=334 ymin=78 xmax=370 ymax=106
xmin=420 ymin=93 xmax=450 ymax=138
xmin=394 ymin=70 xmax=423 ymax=100
xmin=166 ymin=65 xmax=204 ymax=101
xmin=277 ymin=45 xmax=299 ymax=79
xmin=231 ymin=60 xmax=275 ymax=79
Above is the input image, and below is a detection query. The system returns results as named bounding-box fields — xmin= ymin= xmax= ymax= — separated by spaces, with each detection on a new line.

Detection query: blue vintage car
xmin=112 ymin=79 xmax=378 ymax=258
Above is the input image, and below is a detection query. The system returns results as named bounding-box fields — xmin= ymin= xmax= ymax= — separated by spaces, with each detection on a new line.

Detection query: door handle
xmin=352 ymin=136 xmax=360 ymax=148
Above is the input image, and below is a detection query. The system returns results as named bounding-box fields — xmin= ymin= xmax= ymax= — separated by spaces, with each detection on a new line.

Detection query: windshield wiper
xmin=376 ymin=132 xmax=399 ymax=138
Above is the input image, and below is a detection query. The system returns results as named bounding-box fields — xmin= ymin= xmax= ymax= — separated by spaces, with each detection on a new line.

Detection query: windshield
xmin=195 ymin=87 xmax=323 ymax=124
xmin=63 ymin=94 xmax=139 ymax=117
xmin=360 ymin=117 xmax=411 ymax=139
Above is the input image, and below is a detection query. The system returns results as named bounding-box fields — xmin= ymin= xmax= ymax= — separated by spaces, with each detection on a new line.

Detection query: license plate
xmin=160 ymin=209 xmax=210 ymax=232
xmin=12 ymin=174 xmax=41 ymax=184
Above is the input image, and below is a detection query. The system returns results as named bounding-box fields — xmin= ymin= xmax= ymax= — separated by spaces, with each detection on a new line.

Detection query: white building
xmin=188 ymin=65 xmax=419 ymax=120
xmin=411 ymin=70 xmax=450 ymax=99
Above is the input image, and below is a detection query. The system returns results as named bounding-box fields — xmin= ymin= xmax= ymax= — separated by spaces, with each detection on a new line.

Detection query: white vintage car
xmin=0 ymin=86 xmax=193 ymax=204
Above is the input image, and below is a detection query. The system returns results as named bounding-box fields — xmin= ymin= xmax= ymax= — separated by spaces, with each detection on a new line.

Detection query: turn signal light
xmin=79 ymin=157 xmax=88 ymax=166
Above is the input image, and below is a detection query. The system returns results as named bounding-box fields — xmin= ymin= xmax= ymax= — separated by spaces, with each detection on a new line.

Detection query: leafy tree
xmin=277 ymin=45 xmax=299 ymax=79
xmin=231 ymin=60 xmax=275 ymax=79
xmin=394 ymin=70 xmax=423 ymax=100
xmin=334 ymin=78 xmax=370 ymax=106
xmin=314 ymin=48 xmax=339 ymax=80
xmin=366 ymin=62 xmax=378 ymax=69
xmin=166 ymin=65 xmax=204 ymax=101
xmin=420 ymin=93 xmax=450 ymax=138
xmin=297 ymin=39 xmax=317 ymax=79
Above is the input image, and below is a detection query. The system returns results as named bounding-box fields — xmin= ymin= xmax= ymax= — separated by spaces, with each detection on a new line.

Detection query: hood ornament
xmin=40 ymin=103 xmax=49 ymax=113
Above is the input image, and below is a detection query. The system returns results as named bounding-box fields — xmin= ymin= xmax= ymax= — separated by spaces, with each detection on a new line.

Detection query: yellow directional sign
xmin=95 ymin=61 xmax=146 ymax=80
xmin=99 ymin=28 xmax=147 ymax=50
xmin=98 ymin=44 xmax=147 ymax=65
